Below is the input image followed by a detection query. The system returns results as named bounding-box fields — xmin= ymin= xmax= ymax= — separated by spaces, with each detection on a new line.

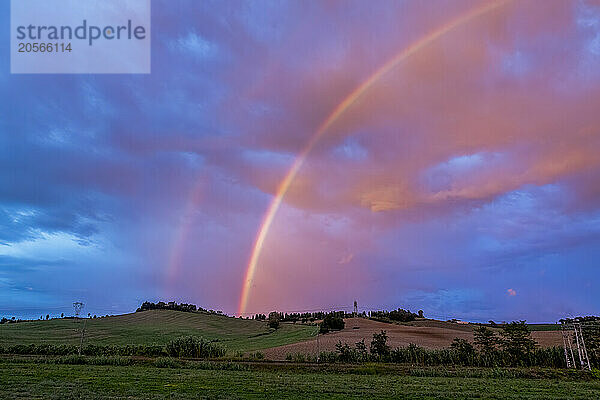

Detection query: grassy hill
xmin=0 ymin=310 xmax=317 ymax=353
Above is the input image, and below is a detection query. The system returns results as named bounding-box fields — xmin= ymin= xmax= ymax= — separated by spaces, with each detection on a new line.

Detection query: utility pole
xmin=316 ymin=329 xmax=320 ymax=363
xmin=79 ymin=317 xmax=87 ymax=356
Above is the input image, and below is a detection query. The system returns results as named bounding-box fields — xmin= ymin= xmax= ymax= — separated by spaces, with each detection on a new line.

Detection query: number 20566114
xmin=18 ymin=42 xmax=72 ymax=52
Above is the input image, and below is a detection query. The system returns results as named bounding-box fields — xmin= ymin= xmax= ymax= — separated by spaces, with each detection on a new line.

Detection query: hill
xmin=262 ymin=318 xmax=563 ymax=360
xmin=0 ymin=309 xmax=316 ymax=353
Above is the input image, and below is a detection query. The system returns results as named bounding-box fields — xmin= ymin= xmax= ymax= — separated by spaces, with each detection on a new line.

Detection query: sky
xmin=1 ymin=0 xmax=599 ymax=322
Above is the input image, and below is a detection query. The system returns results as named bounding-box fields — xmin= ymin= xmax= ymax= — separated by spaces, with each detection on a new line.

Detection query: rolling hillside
xmin=262 ymin=318 xmax=564 ymax=360
xmin=0 ymin=310 xmax=317 ymax=353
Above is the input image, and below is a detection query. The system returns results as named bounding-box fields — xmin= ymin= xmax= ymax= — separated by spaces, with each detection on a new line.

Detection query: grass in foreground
xmin=1 ymin=361 xmax=599 ymax=399
xmin=0 ymin=310 xmax=316 ymax=352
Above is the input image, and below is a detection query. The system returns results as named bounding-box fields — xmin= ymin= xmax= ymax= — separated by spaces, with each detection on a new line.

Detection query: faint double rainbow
xmin=236 ymin=0 xmax=511 ymax=316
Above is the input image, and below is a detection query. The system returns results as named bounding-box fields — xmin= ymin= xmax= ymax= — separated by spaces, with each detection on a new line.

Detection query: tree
xmin=61 ymin=313 xmax=64 ymax=318
xmin=268 ymin=312 xmax=280 ymax=330
xmin=370 ymin=330 xmax=390 ymax=357
xmin=319 ymin=313 xmax=345 ymax=334
xmin=473 ymin=326 xmax=497 ymax=354
xmin=500 ymin=321 xmax=537 ymax=356
xmin=45 ymin=314 xmax=49 ymax=320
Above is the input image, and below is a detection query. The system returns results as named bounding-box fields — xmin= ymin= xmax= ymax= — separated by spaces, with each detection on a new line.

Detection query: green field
xmin=1 ymin=362 xmax=599 ymax=399
xmin=0 ymin=310 xmax=316 ymax=352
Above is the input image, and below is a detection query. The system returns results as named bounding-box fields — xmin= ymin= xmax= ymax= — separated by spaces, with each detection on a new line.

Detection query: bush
xmin=154 ymin=357 xmax=183 ymax=368
xmin=291 ymin=352 xmax=306 ymax=363
xmin=500 ymin=321 xmax=537 ymax=362
xmin=370 ymin=331 xmax=390 ymax=359
xmin=54 ymin=355 xmax=86 ymax=365
xmin=318 ymin=351 xmax=338 ymax=363
xmin=165 ymin=336 xmax=226 ymax=358
xmin=334 ymin=340 xmax=369 ymax=363
xmin=320 ymin=314 xmax=345 ymax=334
xmin=473 ymin=326 xmax=498 ymax=354
xmin=450 ymin=338 xmax=476 ymax=365
xmin=87 ymin=356 xmax=132 ymax=366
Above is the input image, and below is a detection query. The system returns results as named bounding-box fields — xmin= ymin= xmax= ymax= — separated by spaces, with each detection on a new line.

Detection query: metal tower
xmin=561 ymin=320 xmax=591 ymax=371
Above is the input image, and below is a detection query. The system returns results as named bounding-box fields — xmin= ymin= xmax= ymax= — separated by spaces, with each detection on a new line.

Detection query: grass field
xmin=1 ymin=361 xmax=598 ymax=399
xmin=0 ymin=310 xmax=317 ymax=352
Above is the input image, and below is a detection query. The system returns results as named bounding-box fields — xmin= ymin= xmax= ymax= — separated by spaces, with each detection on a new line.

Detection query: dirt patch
xmin=261 ymin=318 xmax=562 ymax=360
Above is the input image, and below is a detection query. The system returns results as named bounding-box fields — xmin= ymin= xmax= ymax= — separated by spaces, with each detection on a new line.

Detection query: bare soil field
xmin=263 ymin=318 xmax=562 ymax=360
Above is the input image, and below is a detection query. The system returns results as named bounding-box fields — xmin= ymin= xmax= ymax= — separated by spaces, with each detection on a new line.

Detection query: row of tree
xmin=252 ymin=308 xmax=425 ymax=324
xmin=136 ymin=301 xmax=200 ymax=313
xmin=369 ymin=308 xmax=423 ymax=322
xmin=254 ymin=310 xmax=349 ymax=323
xmin=263 ymin=311 xmax=346 ymax=332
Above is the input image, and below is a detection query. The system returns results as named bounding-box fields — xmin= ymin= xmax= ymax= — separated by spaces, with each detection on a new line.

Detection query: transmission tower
xmin=72 ymin=302 xmax=86 ymax=355
xmin=73 ymin=302 xmax=84 ymax=320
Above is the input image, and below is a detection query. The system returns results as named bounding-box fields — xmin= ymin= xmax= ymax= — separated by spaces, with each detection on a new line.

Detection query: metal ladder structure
xmin=573 ymin=323 xmax=591 ymax=371
xmin=560 ymin=323 xmax=574 ymax=368
xmin=561 ymin=321 xmax=591 ymax=371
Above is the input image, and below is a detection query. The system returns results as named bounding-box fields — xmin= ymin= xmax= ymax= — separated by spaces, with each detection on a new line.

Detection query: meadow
xmin=0 ymin=310 xmax=317 ymax=352
xmin=1 ymin=360 xmax=599 ymax=399
xmin=1 ymin=309 xmax=598 ymax=399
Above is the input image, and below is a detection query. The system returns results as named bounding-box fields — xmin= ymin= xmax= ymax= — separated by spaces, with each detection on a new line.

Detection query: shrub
xmin=87 ymin=356 xmax=132 ymax=366
xmin=154 ymin=357 xmax=183 ymax=368
xmin=318 ymin=351 xmax=338 ymax=363
xmin=450 ymin=338 xmax=476 ymax=365
xmin=320 ymin=314 xmax=345 ymax=334
xmin=370 ymin=330 xmax=390 ymax=359
xmin=166 ymin=336 xmax=226 ymax=358
xmin=233 ymin=350 xmax=244 ymax=359
xmin=500 ymin=321 xmax=537 ymax=361
xmin=55 ymin=355 xmax=86 ymax=365
xmin=334 ymin=340 xmax=369 ymax=363
xmin=473 ymin=326 xmax=498 ymax=355
xmin=292 ymin=352 xmax=306 ymax=363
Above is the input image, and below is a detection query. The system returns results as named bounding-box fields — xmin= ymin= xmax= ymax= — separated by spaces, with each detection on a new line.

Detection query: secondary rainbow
xmin=236 ymin=0 xmax=511 ymax=316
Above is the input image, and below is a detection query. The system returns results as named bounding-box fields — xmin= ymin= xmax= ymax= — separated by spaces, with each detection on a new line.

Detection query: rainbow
xmin=234 ymin=1 xmax=511 ymax=316
xmin=238 ymin=0 xmax=511 ymax=316
xmin=166 ymin=178 xmax=204 ymax=289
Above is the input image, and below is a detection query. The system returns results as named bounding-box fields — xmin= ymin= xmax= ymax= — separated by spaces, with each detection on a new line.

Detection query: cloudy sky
xmin=1 ymin=0 xmax=599 ymax=322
